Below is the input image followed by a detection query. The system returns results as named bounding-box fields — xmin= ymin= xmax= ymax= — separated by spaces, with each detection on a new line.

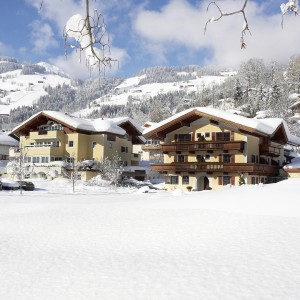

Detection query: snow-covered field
xmin=1 ymin=178 xmax=300 ymax=300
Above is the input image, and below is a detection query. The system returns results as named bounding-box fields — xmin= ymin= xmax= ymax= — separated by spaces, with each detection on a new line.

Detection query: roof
xmin=143 ymin=107 xmax=300 ymax=146
xmin=0 ymin=131 xmax=19 ymax=147
xmin=11 ymin=111 xmax=144 ymax=144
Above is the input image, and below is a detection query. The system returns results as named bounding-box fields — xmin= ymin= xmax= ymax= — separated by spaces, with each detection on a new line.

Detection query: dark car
xmin=17 ymin=181 xmax=35 ymax=191
xmin=0 ymin=181 xmax=2 ymax=191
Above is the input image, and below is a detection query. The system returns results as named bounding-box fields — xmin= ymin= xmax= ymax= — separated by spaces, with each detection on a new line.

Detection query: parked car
xmin=0 ymin=181 xmax=2 ymax=191
xmin=1 ymin=179 xmax=20 ymax=190
xmin=17 ymin=181 xmax=35 ymax=191
xmin=119 ymin=178 xmax=159 ymax=190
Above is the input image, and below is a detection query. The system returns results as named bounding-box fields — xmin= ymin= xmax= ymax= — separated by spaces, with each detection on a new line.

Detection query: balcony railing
xmin=150 ymin=162 xmax=278 ymax=175
xmin=259 ymin=144 xmax=281 ymax=157
xmin=161 ymin=141 xmax=245 ymax=153
xmin=141 ymin=144 xmax=162 ymax=151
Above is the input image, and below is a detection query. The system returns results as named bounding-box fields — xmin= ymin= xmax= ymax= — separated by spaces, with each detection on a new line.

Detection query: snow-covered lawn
xmin=1 ymin=179 xmax=300 ymax=300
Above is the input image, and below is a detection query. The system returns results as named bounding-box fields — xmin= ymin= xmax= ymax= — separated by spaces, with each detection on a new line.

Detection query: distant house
xmin=9 ymin=111 xmax=145 ymax=180
xmin=0 ymin=131 xmax=19 ymax=175
xmin=144 ymin=107 xmax=300 ymax=191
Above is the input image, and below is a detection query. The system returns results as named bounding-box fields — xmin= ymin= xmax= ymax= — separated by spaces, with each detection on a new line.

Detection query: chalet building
xmin=0 ymin=131 xmax=19 ymax=175
xmin=143 ymin=107 xmax=300 ymax=191
xmin=9 ymin=111 xmax=144 ymax=180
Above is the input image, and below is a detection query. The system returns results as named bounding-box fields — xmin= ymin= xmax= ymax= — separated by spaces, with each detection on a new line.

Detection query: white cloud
xmin=30 ymin=20 xmax=59 ymax=53
xmin=132 ymin=0 xmax=300 ymax=68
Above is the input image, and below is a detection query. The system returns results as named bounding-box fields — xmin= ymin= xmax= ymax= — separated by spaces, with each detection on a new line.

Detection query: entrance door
xmin=204 ymin=176 xmax=210 ymax=190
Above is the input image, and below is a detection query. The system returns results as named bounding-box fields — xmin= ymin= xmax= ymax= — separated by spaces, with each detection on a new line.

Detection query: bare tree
xmin=204 ymin=0 xmax=298 ymax=48
xmin=40 ymin=0 xmax=117 ymax=76
xmin=7 ymin=147 xmax=34 ymax=195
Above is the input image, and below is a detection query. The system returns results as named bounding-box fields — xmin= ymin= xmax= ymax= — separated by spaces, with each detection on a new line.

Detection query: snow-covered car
xmin=17 ymin=181 xmax=35 ymax=191
xmin=119 ymin=178 xmax=159 ymax=190
xmin=1 ymin=179 xmax=20 ymax=190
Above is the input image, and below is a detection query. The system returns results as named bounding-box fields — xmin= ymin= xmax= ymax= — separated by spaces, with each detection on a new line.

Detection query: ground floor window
xmin=219 ymin=175 xmax=235 ymax=186
xmin=182 ymin=175 xmax=189 ymax=185
xmin=251 ymin=176 xmax=259 ymax=185
xmin=165 ymin=175 xmax=179 ymax=184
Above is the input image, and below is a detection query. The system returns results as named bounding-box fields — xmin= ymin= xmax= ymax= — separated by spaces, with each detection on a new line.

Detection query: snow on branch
xmin=204 ymin=0 xmax=250 ymax=49
xmin=64 ymin=0 xmax=118 ymax=75
xmin=204 ymin=0 xmax=298 ymax=48
xmin=281 ymin=0 xmax=298 ymax=27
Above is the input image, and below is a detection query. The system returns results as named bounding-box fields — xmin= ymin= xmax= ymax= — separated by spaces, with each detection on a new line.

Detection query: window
xmin=197 ymin=133 xmax=205 ymax=141
xmin=205 ymin=132 xmax=210 ymax=138
xmin=205 ymin=155 xmax=210 ymax=160
xmin=26 ymin=157 xmax=32 ymax=163
xmin=182 ymin=175 xmax=189 ymax=185
xmin=107 ymin=134 xmax=116 ymax=141
xmin=223 ymin=176 xmax=231 ymax=185
xmin=177 ymin=134 xmax=191 ymax=142
xmin=41 ymin=157 xmax=49 ymax=163
xmin=92 ymin=141 xmax=97 ymax=148
xmin=32 ymin=157 xmax=40 ymax=163
xmin=223 ymin=154 xmax=232 ymax=163
xmin=251 ymin=177 xmax=258 ymax=185
xmin=121 ymin=146 xmax=128 ymax=153
xmin=165 ymin=176 xmax=179 ymax=184
xmin=216 ymin=132 xmax=230 ymax=141
xmin=68 ymin=141 xmax=74 ymax=147
xmin=177 ymin=155 xmax=185 ymax=163
xmin=251 ymin=155 xmax=258 ymax=163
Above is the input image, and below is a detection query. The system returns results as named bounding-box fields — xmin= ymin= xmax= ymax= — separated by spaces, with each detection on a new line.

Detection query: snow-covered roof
xmin=11 ymin=111 xmax=143 ymax=137
xmin=143 ymin=107 xmax=300 ymax=146
xmin=0 ymin=131 xmax=19 ymax=147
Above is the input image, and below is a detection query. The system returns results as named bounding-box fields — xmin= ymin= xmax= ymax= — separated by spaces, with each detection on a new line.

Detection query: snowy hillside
xmin=76 ymin=72 xmax=231 ymax=117
xmin=0 ymin=63 xmax=71 ymax=115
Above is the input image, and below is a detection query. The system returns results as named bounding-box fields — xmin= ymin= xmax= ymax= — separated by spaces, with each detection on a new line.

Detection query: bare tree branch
xmin=204 ymin=0 xmax=250 ymax=49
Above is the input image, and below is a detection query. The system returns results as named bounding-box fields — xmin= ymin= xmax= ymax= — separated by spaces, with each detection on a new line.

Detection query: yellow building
xmin=9 ymin=111 xmax=144 ymax=180
xmin=144 ymin=107 xmax=300 ymax=191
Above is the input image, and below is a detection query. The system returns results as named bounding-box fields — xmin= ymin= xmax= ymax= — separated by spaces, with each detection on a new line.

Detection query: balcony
xmin=141 ymin=144 xmax=162 ymax=151
xmin=24 ymin=145 xmax=63 ymax=156
xmin=259 ymin=144 xmax=281 ymax=157
xmin=161 ymin=141 xmax=245 ymax=153
xmin=29 ymin=130 xmax=63 ymax=140
xmin=150 ymin=162 xmax=278 ymax=176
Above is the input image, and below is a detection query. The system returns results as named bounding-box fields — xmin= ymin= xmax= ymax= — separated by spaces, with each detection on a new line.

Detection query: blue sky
xmin=0 ymin=0 xmax=299 ymax=79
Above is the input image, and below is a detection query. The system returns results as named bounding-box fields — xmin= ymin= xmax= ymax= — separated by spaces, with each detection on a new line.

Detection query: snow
xmin=76 ymin=75 xmax=228 ymax=117
xmin=0 ymin=131 xmax=19 ymax=146
xmin=0 ymin=69 xmax=71 ymax=115
xmin=12 ymin=111 xmax=144 ymax=136
xmin=1 ymin=178 xmax=300 ymax=299
xmin=143 ymin=107 xmax=300 ymax=146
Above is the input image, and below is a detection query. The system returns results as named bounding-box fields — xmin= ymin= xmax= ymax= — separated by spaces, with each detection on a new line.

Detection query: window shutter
xmin=174 ymin=134 xmax=178 ymax=142
xmin=231 ymin=154 xmax=235 ymax=163
xmin=218 ymin=176 xmax=223 ymax=185
xmin=212 ymin=132 xmax=216 ymax=141
xmin=230 ymin=131 xmax=234 ymax=141
xmin=174 ymin=155 xmax=177 ymax=163
xmin=231 ymin=176 xmax=235 ymax=185
xmin=191 ymin=133 xmax=194 ymax=141
xmin=184 ymin=155 xmax=188 ymax=163
xmin=219 ymin=154 xmax=223 ymax=162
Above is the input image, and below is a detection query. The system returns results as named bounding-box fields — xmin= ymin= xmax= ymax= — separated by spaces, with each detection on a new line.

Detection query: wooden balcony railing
xmin=141 ymin=144 xmax=162 ymax=151
xmin=150 ymin=162 xmax=278 ymax=175
xmin=161 ymin=141 xmax=245 ymax=153
xmin=259 ymin=144 xmax=281 ymax=157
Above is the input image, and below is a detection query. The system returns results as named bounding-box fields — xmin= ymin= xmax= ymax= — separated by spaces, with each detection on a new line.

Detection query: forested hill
xmin=0 ymin=56 xmax=300 ymax=137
